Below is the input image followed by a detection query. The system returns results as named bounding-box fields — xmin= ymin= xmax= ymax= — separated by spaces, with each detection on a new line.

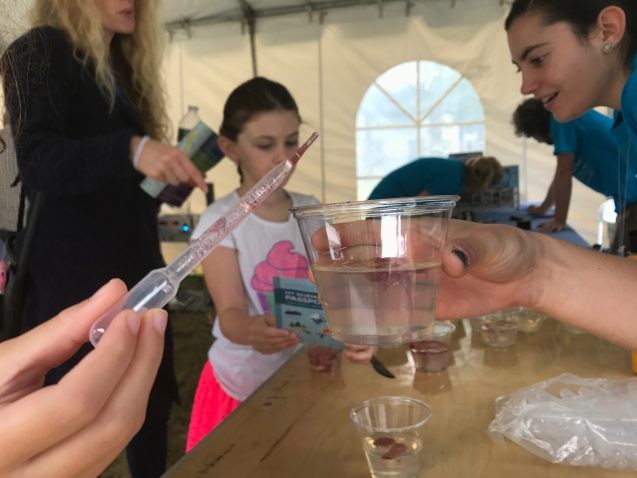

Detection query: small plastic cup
xmin=479 ymin=310 xmax=518 ymax=348
xmin=468 ymin=316 xmax=483 ymax=333
xmin=306 ymin=345 xmax=342 ymax=373
xmin=291 ymin=196 xmax=458 ymax=345
xmin=350 ymin=396 xmax=432 ymax=478
xmin=515 ymin=307 xmax=547 ymax=333
xmin=409 ymin=322 xmax=456 ymax=373
xmin=560 ymin=322 xmax=587 ymax=335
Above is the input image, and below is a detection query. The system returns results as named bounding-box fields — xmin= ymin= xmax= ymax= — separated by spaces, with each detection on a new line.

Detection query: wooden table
xmin=165 ymin=319 xmax=634 ymax=477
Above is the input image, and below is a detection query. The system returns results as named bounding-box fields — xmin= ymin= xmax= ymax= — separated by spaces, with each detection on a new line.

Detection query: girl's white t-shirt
xmin=191 ymin=190 xmax=320 ymax=400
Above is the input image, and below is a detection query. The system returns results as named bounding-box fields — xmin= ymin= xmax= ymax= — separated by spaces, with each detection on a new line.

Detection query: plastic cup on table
xmin=350 ymin=396 xmax=432 ymax=478
xmin=306 ymin=345 xmax=342 ymax=373
xmin=291 ymin=196 xmax=458 ymax=346
xmin=468 ymin=316 xmax=483 ymax=334
xmin=515 ymin=307 xmax=547 ymax=333
xmin=409 ymin=321 xmax=455 ymax=373
xmin=479 ymin=310 xmax=519 ymax=348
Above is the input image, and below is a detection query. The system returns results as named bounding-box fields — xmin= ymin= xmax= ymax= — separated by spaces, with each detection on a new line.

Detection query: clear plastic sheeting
xmin=488 ymin=373 xmax=637 ymax=470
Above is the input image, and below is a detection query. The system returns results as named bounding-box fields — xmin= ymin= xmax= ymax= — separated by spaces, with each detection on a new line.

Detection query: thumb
xmin=443 ymin=222 xmax=537 ymax=282
xmin=441 ymin=246 xmax=469 ymax=279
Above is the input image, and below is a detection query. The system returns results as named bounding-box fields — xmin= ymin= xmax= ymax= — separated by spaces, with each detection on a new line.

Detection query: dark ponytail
xmin=219 ymin=77 xmax=301 ymax=141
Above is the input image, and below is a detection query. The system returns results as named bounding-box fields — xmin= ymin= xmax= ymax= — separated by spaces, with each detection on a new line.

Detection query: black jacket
xmin=2 ymin=26 xmax=165 ymax=329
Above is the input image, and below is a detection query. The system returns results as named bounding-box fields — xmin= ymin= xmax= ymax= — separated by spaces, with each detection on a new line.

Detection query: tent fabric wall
xmin=0 ymin=0 xmax=605 ymax=243
xmin=164 ymin=0 xmax=604 ymax=242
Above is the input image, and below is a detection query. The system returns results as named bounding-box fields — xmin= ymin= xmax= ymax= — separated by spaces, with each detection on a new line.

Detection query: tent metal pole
xmin=248 ymin=18 xmax=258 ymax=76
xmin=238 ymin=0 xmax=258 ymax=76
xmin=165 ymin=0 xmax=412 ymax=30
xmin=318 ymin=12 xmax=326 ymax=202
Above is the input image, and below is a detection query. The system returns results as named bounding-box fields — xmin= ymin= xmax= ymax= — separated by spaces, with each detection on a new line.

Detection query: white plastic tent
xmin=159 ymin=0 xmax=607 ymax=242
xmin=0 ymin=0 xmax=609 ymax=243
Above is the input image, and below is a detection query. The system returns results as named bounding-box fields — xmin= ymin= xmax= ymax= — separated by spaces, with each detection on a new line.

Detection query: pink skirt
xmin=186 ymin=360 xmax=241 ymax=452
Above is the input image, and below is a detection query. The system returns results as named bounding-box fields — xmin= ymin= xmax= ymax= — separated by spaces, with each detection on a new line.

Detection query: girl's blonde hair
xmin=464 ymin=155 xmax=503 ymax=192
xmin=29 ymin=0 xmax=170 ymax=141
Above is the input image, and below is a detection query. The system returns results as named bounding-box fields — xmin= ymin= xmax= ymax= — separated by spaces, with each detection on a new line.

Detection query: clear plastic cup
xmin=350 ymin=396 xmax=432 ymax=478
xmin=468 ymin=316 xmax=483 ymax=333
xmin=560 ymin=322 xmax=587 ymax=335
xmin=409 ymin=322 xmax=456 ymax=373
xmin=306 ymin=345 xmax=342 ymax=373
xmin=479 ymin=310 xmax=519 ymax=348
xmin=291 ymin=196 xmax=458 ymax=345
xmin=515 ymin=307 xmax=547 ymax=333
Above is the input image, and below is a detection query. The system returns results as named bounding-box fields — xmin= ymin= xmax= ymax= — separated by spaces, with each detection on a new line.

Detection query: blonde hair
xmin=29 ymin=0 xmax=170 ymax=141
xmin=464 ymin=155 xmax=503 ymax=192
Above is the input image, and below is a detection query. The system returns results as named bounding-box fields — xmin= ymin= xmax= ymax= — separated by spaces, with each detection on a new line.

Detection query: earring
xmin=602 ymin=42 xmax=614 ymax=54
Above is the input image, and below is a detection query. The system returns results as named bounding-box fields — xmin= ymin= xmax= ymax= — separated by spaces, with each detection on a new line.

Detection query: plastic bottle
xmin=627 ymin=230 xmax=637 ymax=374
xmin=177 ymin=105 xmax=201 ymax=142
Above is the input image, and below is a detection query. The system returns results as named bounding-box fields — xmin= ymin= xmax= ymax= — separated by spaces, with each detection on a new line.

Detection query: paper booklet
xmin=140 ymin=121 xmax=224 ymax=207
xmin=273 ymin=276 xmax=344 ymax=349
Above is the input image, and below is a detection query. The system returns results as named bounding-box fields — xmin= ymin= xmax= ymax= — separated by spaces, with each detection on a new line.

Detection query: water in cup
xmin=479 ymin=312 xmax=518 ymax=348
xmin=362 ymin=433 xmax=422 ymax=477
xmin=307 ymin=345 xmax=342 ymax=373
xmin=312 ymin=258 xmax=441 ymax=344
xmin=292 ymin=196 xmax=458 ymax=346
xmin=409 ymin=321 xmax=455 ymax=373
xmin=350 ymin=396 xmax=432 ymax=478
xmin=516 ymin=307 xmax=547 ymax=333
xmin=410 ymin=340 xmax=449 ymax=373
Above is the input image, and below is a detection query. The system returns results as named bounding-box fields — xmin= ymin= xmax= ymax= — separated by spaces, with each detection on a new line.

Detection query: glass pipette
xmin=89 ymin=132 xmax=319 ymax=346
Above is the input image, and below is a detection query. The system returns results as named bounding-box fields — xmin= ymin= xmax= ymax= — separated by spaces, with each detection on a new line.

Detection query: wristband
xmin=132 ymin=135 xmax=150 ymax=169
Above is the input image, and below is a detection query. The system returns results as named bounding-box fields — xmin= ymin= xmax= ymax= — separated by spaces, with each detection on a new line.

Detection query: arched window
xmin=356 ymin=60 xmax=486 ymax=199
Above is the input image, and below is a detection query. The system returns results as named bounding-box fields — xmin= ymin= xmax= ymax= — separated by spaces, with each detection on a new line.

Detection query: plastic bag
xmin=488 ymin=373 xmax=637 ymax=470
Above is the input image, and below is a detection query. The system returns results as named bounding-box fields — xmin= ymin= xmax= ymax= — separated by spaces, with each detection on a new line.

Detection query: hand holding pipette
xmin=89 ymin=132 xmax=319 ymax=346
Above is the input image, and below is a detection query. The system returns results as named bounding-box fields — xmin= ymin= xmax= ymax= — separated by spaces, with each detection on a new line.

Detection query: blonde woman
xmin=0 ymin=1 xmax=203 ymax=475
xmin=368 ymin=155 xmax=503 ymax=200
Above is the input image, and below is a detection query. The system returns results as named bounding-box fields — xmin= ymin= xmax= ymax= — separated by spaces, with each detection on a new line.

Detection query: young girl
xmin=186 ymin=77 xmax=370 ymax=451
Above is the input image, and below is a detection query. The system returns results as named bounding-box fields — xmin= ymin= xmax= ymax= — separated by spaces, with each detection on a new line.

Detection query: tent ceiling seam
xmin=165 ymin=0 xmax=423 ymax=30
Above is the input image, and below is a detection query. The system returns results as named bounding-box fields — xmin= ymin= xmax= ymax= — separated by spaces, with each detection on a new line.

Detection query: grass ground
xmin=102 ymin=305 xmax=214 ymax=477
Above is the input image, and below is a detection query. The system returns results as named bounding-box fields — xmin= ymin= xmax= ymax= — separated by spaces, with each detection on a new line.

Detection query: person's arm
xmin=0 ymin=279 xmax=165 ymax=477
xmin=535 ymin=153 xmax=573 ymax=232
xmin=131 ymin=136 xmax=208 ymax=192
xmin=439 ymin=221 xmax=637 ymax=348
xmin=312 ymin=219 xmax=637 ymax=349
xmin=2 ymin=28 xmax=206 ymax=197
xmin=201 ymin=247 xmax=299 ymax=354
xmin=528 ymin=178 xmax=555 ymax=214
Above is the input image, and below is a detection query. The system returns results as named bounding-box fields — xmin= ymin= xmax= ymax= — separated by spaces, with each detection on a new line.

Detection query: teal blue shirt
xmin=616 ymin=53 xmax=637 ymax=138
xmin=550 ymin=111 xmax=637 ymax=211
xmin=611 ymin=53 xmax=637 ymax=211
xmin=368 ymin=157 xmax=465 ymax=200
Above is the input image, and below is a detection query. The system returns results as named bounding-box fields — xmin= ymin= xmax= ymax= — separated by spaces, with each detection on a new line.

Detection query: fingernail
xmin=128 ymin=311 xmax=142 ymax=335
xmin=90 ymin=279 xmax=114 ymax=301
xmin=452 ymin=248 xmax=468 ymax=268
xmin=153 ymin=309 xmax=168 ymax=336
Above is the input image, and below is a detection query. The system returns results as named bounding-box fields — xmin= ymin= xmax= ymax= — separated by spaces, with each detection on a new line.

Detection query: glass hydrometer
xmin=89 ymin=132 xmax=319 ymax=346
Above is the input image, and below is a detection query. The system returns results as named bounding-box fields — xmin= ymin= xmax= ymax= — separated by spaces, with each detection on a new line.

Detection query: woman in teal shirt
xmin=507 ymin=0 xmax=637 ymax=249
xmin=506 ymin=1 xmax=637 ymax=137
xmin=368 ymin=155 xmax=503 ymax=200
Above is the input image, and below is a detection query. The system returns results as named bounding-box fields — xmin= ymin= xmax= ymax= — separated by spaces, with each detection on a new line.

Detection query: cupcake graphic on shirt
xmin=251 ymin=240 xmax=309 ymax=313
